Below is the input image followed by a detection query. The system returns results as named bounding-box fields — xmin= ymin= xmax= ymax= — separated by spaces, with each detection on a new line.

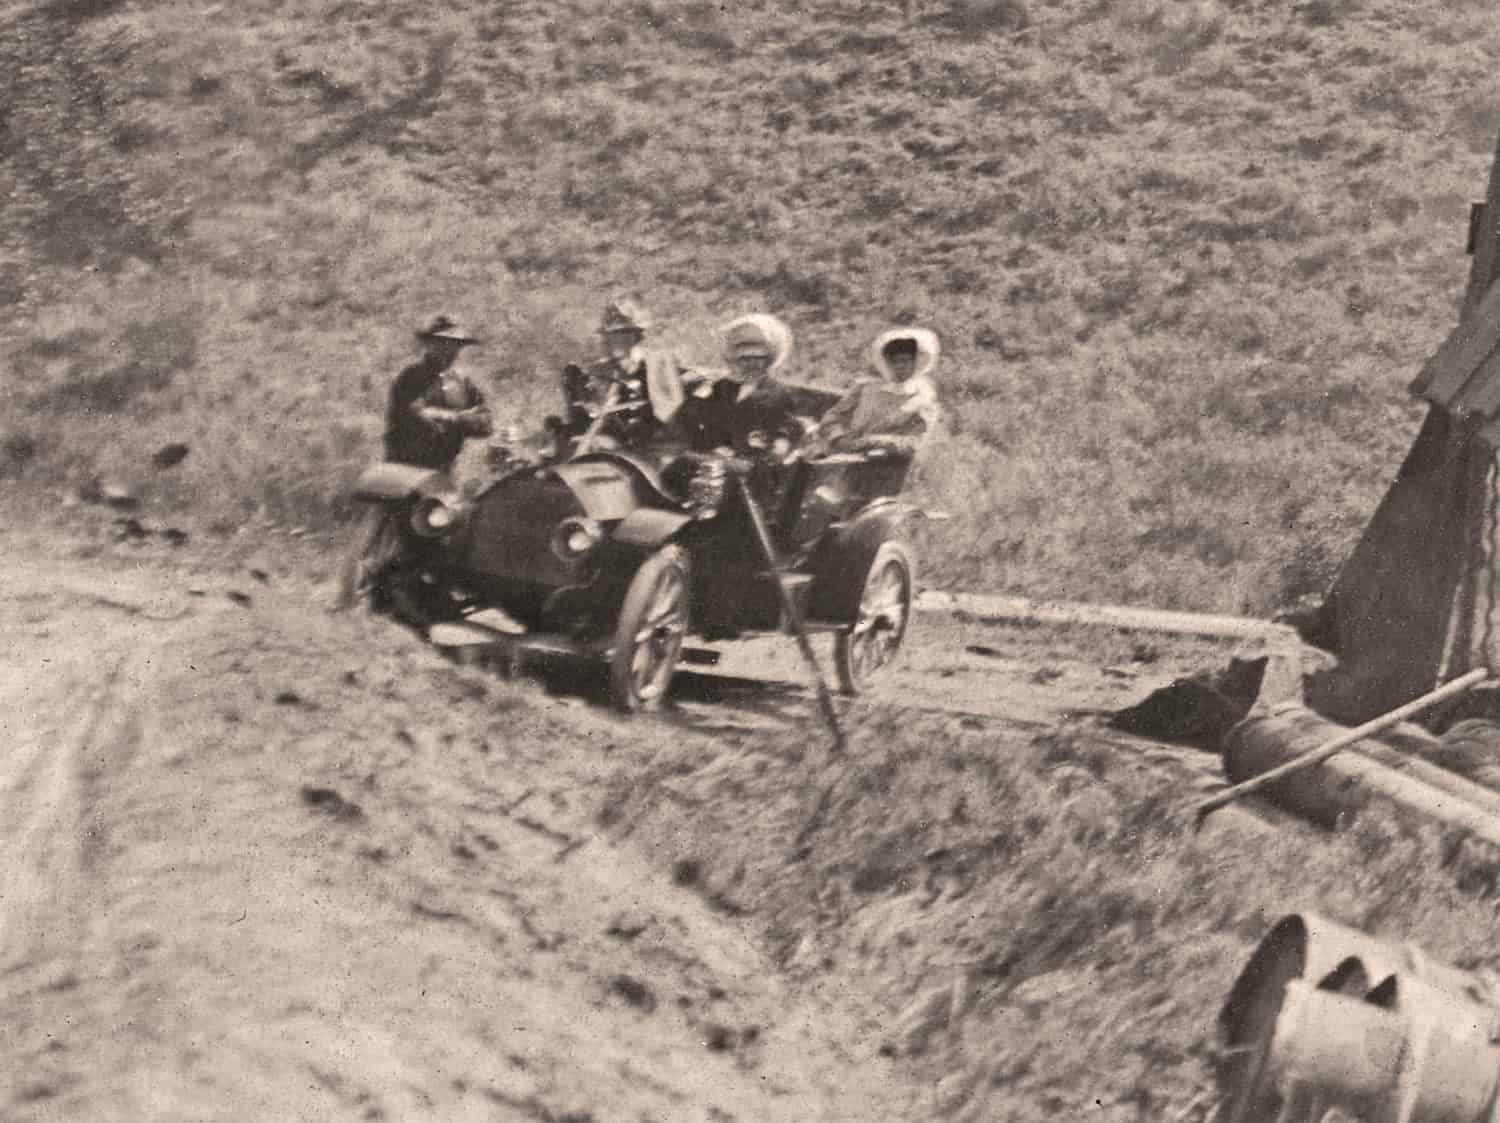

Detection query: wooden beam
xmin=914 ymin=590 xmax=1296 ymax=643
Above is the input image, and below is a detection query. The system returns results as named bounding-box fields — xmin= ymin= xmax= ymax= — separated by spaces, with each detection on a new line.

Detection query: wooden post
xmin=734 ymin=470 xmax=847 ymax=754
xmin=1464 ymin=131 xmax=1500 ymax=317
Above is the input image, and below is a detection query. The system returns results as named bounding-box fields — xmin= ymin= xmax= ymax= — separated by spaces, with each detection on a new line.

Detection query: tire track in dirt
xmin=0 ymin=655 xmax=124 ymax=971
xmin=0 ymin=564 xmax=206 ymax=984
xmin=1 ymin=555 xmax=928 ymax=1120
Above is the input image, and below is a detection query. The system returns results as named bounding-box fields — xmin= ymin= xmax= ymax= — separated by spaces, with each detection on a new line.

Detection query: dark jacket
xmin=681 ymin=377 xmax=835 ymax=454
xmin=561 ymin=350 xmax=686 ymax=448
xmin=384 ymin=357 xmax=489 ymax=470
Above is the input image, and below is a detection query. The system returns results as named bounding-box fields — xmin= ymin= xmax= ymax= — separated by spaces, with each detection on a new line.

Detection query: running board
xmin=427 ymin=621 xmax=720 ymax=667
xmin=429 ymin=620 xmax=602 ymax=660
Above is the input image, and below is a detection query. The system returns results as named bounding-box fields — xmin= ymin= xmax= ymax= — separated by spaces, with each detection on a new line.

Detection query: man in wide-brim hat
xmin=384 ymin=315 xmax=494 ymax=471
xmin=559 ymin=297 xmax=687 ymax=451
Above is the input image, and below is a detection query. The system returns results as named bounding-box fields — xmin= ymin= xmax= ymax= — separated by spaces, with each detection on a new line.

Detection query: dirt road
xmin=0 ymin=541 xmax=1254 ymax=1121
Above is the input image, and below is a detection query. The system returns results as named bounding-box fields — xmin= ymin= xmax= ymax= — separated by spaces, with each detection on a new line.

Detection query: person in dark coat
xmin=384 ymin=316 xmax=493 ymax=471
xmin=684 ymin=314 xmax=808 ymax=457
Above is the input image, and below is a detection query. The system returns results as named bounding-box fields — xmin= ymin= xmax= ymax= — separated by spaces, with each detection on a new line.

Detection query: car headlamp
xmin=550 ymin=516 xmax=602 ymax=561
xmin=411 ymin=497 xmax=459 ymax=538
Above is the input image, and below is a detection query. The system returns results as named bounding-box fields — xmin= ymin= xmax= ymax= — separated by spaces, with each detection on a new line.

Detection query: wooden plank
xmin=1449 ymin=334 xmax=1500 ymax=418
xmin=914 ymin=590 xmax=1296 ymax=642
xmin=1410 ymin=281 xmax=1500 ymax=406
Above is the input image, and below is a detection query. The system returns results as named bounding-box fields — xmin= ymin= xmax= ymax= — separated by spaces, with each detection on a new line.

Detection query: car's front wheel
xmin=609 ymin=545 xmax=690 ymax=711
xmin=834 ymin=539 xmax=913 ymax=695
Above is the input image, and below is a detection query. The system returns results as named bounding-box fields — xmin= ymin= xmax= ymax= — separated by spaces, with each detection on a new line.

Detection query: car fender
xmin=585 ymin=510 xmax=694 ymax=614
xmin=352 ymin=463 xmax=452 ymax=503
xmin=611 ymin=508 xmax=693 ymax=553
xmin=809 ymin=501 xmax=917 ymax=623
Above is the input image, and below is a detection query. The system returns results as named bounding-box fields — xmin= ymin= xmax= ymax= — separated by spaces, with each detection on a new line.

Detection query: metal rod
xmin=1194 ymin=668 xmax=1488 ymax=823
xmin=733 ymin=470 xmax=847 ymax=754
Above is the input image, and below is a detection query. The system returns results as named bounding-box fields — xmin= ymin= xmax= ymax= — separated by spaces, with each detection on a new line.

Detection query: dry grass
xmin=2 ymin=0 xmax=1497 ymax=611
xmin=598 ymin=706 xmax=1500 ymax=1120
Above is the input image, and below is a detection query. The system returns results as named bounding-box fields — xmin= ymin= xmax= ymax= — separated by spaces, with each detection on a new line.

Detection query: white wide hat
xmin=869 ymin=326 xmax=940 ymax=387
xmin=721 ymin=313 xmax=794 ymax=374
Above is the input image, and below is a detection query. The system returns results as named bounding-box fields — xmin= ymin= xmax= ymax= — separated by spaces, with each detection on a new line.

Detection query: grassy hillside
xmin=5 ymin=0 xmax=1500 ymax=611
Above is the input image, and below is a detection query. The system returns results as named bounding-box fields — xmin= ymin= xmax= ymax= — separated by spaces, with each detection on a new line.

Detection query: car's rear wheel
xmin=834 ymin=539 xmax=913 ymax=695
xmin=335 ymin=506 xmax=404 ymax=613
xmin=610 ymin=545 xmax=689 ymax=712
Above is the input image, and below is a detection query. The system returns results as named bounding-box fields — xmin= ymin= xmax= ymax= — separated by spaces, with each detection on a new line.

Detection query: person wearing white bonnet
xmin=722 ymin=312 xmax=794 ymax=393
xmin=814 ymin=326 xmax=942 ymax=456
xmin=685 ymin=314 xmax=808 ymax=455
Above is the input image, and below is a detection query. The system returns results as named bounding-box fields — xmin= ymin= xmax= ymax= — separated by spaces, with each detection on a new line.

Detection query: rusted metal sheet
xmin=1220 ymin=912 xmax=1500 ymax=1123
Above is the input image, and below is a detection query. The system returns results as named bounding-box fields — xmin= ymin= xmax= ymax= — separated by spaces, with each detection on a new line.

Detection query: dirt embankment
xmin=12 ymin=535 xmax=1500 ymax=1123
xmin=0 ymin=552 xmax=919 ymax=1121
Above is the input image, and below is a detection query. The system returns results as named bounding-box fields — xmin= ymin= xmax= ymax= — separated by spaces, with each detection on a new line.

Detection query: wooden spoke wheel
xmin=834 ymin=539 xmax=913 ymax=695
xmin=609 ymin=545 xmax=690 ymax=711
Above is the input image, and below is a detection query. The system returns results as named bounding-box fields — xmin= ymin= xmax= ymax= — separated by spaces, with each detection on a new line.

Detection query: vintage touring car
xmin=340 ymin=398 xmax=924 ymax=711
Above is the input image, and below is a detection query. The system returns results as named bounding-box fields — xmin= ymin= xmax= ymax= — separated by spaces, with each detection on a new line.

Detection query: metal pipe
xmin=1222 ymin=709 xmax=1500 ymax=851
xmin=1222 ymin=703 xmax=1500 ymax=827
xmin=1195 ymin=669 xmax=1488 ymax=822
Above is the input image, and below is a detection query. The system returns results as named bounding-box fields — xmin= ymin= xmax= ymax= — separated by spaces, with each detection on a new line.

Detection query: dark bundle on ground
xmin=1108 ymin=656 xmax=1268 ymax=747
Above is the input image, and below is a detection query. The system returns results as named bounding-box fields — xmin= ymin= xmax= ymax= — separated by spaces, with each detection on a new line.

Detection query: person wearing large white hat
xmin=684 ymin=313 xmax=808 ymax=457
xmin=813 ymin=326 xmax=942 ymax=456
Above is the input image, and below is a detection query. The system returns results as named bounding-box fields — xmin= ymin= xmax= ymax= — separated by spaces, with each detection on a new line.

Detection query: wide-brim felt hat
xmin=600 ymin=298 xmax=653 ymax=335
xmin=416 ymin=315 xmax=479 ymax=345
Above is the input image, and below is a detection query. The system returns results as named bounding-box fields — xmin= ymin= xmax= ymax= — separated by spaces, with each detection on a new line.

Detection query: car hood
xmin=548 ymin=460 xmax=643 ymax=521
